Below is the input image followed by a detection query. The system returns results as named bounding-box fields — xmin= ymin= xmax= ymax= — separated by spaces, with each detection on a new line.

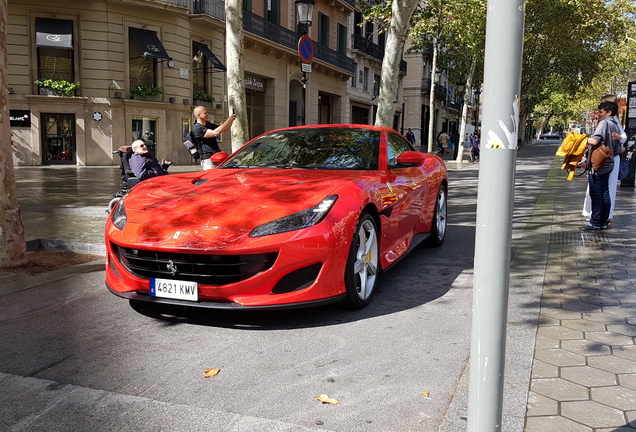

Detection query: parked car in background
xmin=539 ymin=131 xmax=562 ymax=140
xmin=105 ymin=124 xmax=449 ymax=310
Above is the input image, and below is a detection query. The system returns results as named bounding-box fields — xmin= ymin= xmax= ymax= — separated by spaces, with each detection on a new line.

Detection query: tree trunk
xmin=375 ymin=0 xmax=420 ymax=128
xmin=226 ymin=0 xmax=248 ymax=152
xmin=426 ymin=38 xmax=438 ymax=153
xmin=456 ymin=56 xmax=477 ymax=163
xmin=0 ymin=0 xmax=27 ymax=268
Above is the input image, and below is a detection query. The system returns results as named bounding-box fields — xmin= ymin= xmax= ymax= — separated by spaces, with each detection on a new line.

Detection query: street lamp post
xmin=295 ymin=0 xmax=315 ymax=125
xmin=473 ymin=87 xmax=482 ymax=131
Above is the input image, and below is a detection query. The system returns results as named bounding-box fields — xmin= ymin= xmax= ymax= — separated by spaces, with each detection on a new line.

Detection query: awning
xmin=130 ymin=28 xmax=171 ymax=60
xmin=36 ymin=18 xmax=73 ymax=49
xmin=193 ymin=42 xmax=227 ymax=72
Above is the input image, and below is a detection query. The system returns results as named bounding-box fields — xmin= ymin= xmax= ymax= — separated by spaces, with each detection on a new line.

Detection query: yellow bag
xmin=556 ymin=132 xmax=588 ymax=180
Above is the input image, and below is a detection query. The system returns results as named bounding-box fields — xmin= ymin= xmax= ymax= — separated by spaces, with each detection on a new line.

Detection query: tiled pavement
xmin=523 ymin=157 xmax=636 ymax=431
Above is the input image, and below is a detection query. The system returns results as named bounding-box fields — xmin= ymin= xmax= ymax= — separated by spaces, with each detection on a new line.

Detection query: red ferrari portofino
xmin=105 ymin=125 xmax=448 ymax=309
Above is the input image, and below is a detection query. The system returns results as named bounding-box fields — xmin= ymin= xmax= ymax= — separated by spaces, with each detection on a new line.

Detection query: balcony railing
xmin=352 ymin=34 xmax=407 ymax=74
xmin=422 ymin=79 xmax=447 ymax=101
xmin=147 ymin=0 xmax=190 ymax=9
xmin=447 ymin=99 xmax=462 ymax=110
xmin=191 ymin=3 xmax=353 ymax=74
xmin=192 ymin=0 xmax=225 ymax=20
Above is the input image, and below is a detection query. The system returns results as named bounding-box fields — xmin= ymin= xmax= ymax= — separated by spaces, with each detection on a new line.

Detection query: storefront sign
xmin=10 ymin=110 xmax=31 ymax=127
xmin=245 ymin=75 xmax=265 ymax=93
xmin=126 ymin=108 xmax=165 ymax=116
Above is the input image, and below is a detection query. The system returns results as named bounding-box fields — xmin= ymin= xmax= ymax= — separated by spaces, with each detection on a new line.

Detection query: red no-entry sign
xmin=298 ymin=35 xmax=314 ymax=63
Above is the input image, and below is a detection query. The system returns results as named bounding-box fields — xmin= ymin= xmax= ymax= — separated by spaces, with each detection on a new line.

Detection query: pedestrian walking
xmin=451 ymin=130 xmax=460 ymax=159
xmin=405 ymin=128 xmax=416 ymax=146
xmin=437 ymin=131 xmax=449 ymax=156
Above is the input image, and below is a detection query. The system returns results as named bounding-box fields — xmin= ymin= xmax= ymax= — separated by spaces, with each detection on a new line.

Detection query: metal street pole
xmin=467 ymin=0 xmax=525 ymax=431
xmin=301 ymin=71 xmax=307 ymax=125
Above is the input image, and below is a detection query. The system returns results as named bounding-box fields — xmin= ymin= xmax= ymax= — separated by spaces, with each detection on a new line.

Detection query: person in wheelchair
xmin=129 ymin=139 xmax=172 ymax=181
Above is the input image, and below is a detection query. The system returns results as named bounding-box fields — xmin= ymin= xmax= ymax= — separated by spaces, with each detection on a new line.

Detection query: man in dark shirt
xmin=129 ymin=139 xmax=171 ymax=181
xmin=405 ymin=128 xmax=415 ymax=146
xmin=192 ymin=106 xmax=237 ymax=170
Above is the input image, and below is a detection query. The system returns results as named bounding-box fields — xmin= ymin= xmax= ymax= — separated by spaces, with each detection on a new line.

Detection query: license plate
xmin=150 ymin=278 xmax=198 ymax=301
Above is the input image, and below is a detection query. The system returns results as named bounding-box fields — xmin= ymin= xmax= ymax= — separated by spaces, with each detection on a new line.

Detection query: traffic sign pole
xmin=298 ymin=35 xmax=314 ymax=125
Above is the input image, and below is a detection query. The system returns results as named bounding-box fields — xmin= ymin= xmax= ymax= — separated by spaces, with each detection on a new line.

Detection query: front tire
xmin=428 ymin=185 xmax=447 ymax=247
xmin=343 ymin=213 xmax=379 ymax=309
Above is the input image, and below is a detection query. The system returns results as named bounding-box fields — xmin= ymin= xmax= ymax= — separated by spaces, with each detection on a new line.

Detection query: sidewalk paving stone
xmin=560 ymin=400 xmax=626 ymax=429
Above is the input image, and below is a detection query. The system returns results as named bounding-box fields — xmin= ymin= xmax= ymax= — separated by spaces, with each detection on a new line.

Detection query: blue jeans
xmin=588 ymin=171 xmax=611 ymax=226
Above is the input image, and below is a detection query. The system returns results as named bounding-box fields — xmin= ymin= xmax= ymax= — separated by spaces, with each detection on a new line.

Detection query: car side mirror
xmin=396 ymin=151 xmax=425 ymax=167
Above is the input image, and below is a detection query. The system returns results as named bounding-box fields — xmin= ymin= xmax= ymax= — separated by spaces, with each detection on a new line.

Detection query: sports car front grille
xmin=112 ymin=244 xmax=278 ymax=286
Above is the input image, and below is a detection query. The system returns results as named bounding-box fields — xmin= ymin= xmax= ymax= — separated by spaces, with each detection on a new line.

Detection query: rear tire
xmin=428 ymin=185 xmax=447 ymax=247
xmin=343 ymin=213 xmax=379 ymax=309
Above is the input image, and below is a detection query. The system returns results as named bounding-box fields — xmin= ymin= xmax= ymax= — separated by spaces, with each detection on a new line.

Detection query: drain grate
xmin=549 ymin=231 xmax=612 ymax=246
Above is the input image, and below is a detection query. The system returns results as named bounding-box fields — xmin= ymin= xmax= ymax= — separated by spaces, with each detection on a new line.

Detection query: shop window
xmin=36 ymin=18 xmax=75 ymax=82
xmin=132 ymin=118 xmax=157 ymax=154
xmin=129 ymin=29 xmax=157 ymax=88
xmin=192 ymin=43 xmax=208 ymax=98
xmin=42 ymin=113 xmax=75 ymax=165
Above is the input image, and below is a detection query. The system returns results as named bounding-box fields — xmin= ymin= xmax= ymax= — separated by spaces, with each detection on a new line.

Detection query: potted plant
xmin=194 ymin=90 xmax=214 ymax=107
xmin=129 ymin=85 xmax=164 ymax=100
xmin=35 ymin=79 xmax=81 ymax=96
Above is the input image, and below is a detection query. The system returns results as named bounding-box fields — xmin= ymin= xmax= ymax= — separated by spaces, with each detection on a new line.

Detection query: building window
xmin=352 ymin=63 xmax=357 ymax=88
xmin=363 ymin=67 xmax=369 ymax=92
xmin=129 ymin=29 xmax=157 ymax=88
xmin=354 ymin=12 xmax=363 ymax=36
xmin=244 ymin=0 xmax=252 ymax=11
xmin=36 ymin=18 xmax=75 ymax=82
xmin=265 ymin=0 xmax=280 ymax=25
xmin=192 ymin=42 xmax=208 ymax=97
xmin=378 ymin=32 xmax=386 ymax=52
xmin=374 ymin=74 xmax=380 ymax=98
xmin=318 ymin=13 xmax=330 ymax=47
xmin=337 ymin=23 xmax=347 ymax=55
xmin=365 ymin=21 xmax=373 ymax=39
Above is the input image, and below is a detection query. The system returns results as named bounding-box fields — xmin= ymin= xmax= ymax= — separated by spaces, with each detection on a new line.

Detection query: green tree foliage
xmin=522 ymin=0 xmax=626 ymax=119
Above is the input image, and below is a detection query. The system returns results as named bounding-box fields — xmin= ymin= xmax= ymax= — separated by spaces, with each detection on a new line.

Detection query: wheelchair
xmin=108 ymin=146 xmax=140 ymax=213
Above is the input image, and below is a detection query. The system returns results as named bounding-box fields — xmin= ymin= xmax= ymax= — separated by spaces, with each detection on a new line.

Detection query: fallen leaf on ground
xmin=204 ymin=368 xmax=221 ymax=378
xmin=314 ymin=394 xmax=339 ymax=405
xmin=421 ymin=391 xmax=430 ymax=397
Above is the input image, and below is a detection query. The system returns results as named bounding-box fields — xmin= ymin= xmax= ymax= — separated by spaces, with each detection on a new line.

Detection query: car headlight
xmin=111 ymin=198 xmax=127 ymax=230
xmin=250 ymin=195 xmax=338 ymax=237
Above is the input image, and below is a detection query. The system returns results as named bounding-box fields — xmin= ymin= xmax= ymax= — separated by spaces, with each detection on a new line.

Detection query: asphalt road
xmin=0 ymin=141 xmax=560 ymax=432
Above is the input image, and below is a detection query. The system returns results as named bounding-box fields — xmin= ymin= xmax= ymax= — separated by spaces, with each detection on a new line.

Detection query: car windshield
xmin=222 ymin=128 xmax=380 ymax=170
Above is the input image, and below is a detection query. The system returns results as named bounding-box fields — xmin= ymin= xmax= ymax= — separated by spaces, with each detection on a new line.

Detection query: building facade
xmin=7 ymin=0 xmax=367 ymax=167
xmin=402 ymin=44 xmax=477 ymax=149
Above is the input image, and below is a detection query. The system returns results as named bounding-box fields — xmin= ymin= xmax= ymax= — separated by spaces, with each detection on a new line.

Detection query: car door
xmin=378 ymin=133 xmax=429 ymax=263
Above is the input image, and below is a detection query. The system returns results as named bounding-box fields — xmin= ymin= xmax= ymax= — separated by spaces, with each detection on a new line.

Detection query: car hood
xmin=123 ymin=169 xmax=369 ymax=229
